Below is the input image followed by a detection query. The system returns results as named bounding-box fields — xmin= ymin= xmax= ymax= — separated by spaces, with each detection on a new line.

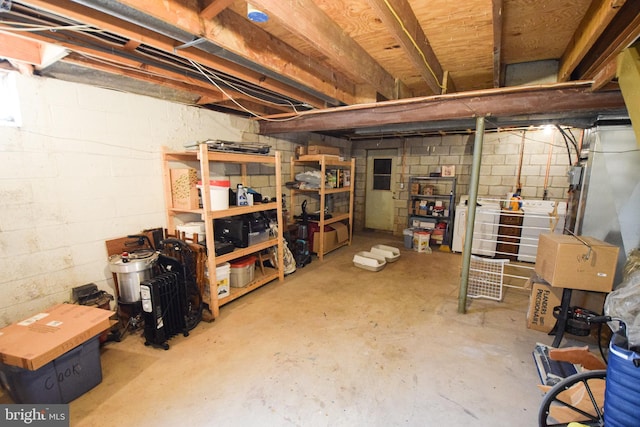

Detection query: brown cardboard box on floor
xmin=534 ymin=233 xmax=620 ymax=293
xmin=312 ymin=222 xmax=349 ymax=253
xmin=0 ymin=304 xmax=113 ymax=370
xmin=527 ymin=281 xmax=562 ymax=333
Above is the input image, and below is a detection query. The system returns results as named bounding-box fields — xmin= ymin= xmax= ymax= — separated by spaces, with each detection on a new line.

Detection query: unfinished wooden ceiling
xmin=1 ymin=0 xmax=638 ymax=136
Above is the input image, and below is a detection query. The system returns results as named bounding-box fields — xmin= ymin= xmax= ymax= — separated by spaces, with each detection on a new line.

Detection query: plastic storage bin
xmin=413 ymin=231 xmax=431 ymax=252
xmin=403 ymin=228 xmax=413 ymax=249
xmin=353 ymin=251 xmax=386 ymax=272
xmin=176 ymin=222 xmax=206 ymax=243
xmin=370 ymin=245 xmax=400 ymax=262
xmin=0 ymin=336 xmax=102 ymax=404
xmin=230 ymin=256 xmax=256 ymax=288
xmin=216 ymin=262 xmax=230 ymax=298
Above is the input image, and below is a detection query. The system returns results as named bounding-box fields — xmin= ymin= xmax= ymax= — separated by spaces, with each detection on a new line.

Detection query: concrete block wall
xmin=390 ymin=129 xmax=574 ymax=234
xmin=0 ymin=74 xmax=300 ymax=327
xmin=349 ymin=129 xmax=574 ymax=236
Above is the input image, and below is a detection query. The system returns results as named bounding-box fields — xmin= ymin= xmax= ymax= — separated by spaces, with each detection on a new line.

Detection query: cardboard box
xmin=307 ymin=145 xmax=340 ymax=156
xmin=442 ymin=165 xmax=456 ymax=177
xmin=343 ymin=169 xmax=351 ymax=187
xmin=534 ymin=234 xmax=620 ymax=292
xmin=312 ymin=222 xmax=349 ymax=253
xmin=421 ymin=185 xmax=434 ymax=195
xmin=170 ymin=168 xmax=199 ymax=209
xmin=0 ymin=304 xmax=113 ymax=370
xmin=527 ymin=281 xmax=563 ymax=332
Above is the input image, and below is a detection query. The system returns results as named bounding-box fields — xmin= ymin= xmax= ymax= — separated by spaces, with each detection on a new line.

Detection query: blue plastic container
xmin=0 ymin=335 xmax=102 ymax=404
xmin=604 ymin=334 xmax=640 ymax=427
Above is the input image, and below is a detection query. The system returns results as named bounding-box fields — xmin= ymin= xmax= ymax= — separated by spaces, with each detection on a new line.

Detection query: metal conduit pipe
xmin=458 ymin=116 xmax=486 ymax=314
xmin=69 ymin=0 xmax=342 ymax=107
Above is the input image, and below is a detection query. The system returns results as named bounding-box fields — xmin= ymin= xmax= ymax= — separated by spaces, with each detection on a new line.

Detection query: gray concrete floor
xmin=3 ymin=232 xmax=566 ymax=426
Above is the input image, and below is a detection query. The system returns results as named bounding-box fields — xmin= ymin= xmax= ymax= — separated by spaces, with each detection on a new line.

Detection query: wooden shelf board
xmin=218 ymin=267 xmax=280 ymax=306
xmin=206 ymin=202 xmax=278 ymax=219
xmin=215 ymin=238 xmax=278 ymax=264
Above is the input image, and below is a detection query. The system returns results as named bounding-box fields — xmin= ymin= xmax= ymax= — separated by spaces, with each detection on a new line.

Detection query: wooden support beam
xmin=365 ymin=0 xmax=446 ymax=95
xmin=617 ymin=45 xmax=640 ymax=147
xmin=578 ymin=0 xmax=640 ymax=81
xmin=259 ymin=83 xmax=626 ymax=134
xmin=0 ymin=32 xmax=42 ymax=65
xmin=591 ymin=57 xmax=618 ymax=91
xmin=559 ymin=0 xmax=626 ymax=82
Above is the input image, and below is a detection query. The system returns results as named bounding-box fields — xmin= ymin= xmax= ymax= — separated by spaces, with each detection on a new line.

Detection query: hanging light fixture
xmin=247 ymin=3 xmax=268 ymax=22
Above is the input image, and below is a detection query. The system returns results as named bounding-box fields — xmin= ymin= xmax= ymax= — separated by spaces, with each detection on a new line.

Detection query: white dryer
xmin=517 ymin=200 xmax=567 ymax=262
xmin=452 ymin=196 xmax=501 ymax=256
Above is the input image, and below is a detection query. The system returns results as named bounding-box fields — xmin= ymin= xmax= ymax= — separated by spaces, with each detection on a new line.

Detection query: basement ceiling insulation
xmin=0 ymin=0 xmax=638 ymax=138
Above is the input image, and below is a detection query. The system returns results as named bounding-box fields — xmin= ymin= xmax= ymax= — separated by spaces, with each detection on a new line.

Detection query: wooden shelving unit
xmin=162 ymin=144 xmax=284 ymax=319
xmin=290 ymin=155 xmax=355 ymax=260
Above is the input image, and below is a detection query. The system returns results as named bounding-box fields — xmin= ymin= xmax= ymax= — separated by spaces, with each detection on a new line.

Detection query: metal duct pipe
xmin=69 ymin=0 xmax=341 ymax=106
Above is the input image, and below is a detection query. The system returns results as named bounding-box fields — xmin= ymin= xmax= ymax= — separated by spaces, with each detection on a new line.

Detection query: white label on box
xmin=17 ymin=313 xmax=49 ymax=326
xmin=597 ymin=272 xmax=608 ymax=277
xmin=46 ymin=320 xmax=63 ymax=327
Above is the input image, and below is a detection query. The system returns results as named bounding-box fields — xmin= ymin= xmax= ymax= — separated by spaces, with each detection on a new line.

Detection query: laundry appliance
xmin=517 ymin=200 xmax=567 ymax=263
xmin=452 ymin=196 xmax=501 ymax=256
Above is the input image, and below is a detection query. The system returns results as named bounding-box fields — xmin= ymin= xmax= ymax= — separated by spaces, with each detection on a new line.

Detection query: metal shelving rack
xmin=407 ymin=176 xmax=456 ymax=246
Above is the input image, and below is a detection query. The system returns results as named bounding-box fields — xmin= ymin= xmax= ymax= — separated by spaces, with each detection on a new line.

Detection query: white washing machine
xmin=452 ymin=196 xmax=502 ymax=256
xmin=517 ymin=200 xmax=567 ymax=262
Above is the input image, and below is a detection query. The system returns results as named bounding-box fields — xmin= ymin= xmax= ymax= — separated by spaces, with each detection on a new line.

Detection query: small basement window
xmin=0 ymin=70 xmax=22 ymax=127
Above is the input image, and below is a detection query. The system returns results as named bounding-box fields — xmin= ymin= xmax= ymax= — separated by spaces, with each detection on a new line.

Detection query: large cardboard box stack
xmin=534 ymin=233 xmax=619 ymax=292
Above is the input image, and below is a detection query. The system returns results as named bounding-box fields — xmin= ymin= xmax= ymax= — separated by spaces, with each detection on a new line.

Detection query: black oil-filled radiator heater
xmin=140 ymin=240 xmax=203 ymax=350
xmin=140 ymin=269 xmax=188 ymax=350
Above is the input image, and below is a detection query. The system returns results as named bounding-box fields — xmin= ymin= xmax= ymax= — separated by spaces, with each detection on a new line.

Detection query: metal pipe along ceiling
xmin=68 ymin=0 xmax=342 ymax=107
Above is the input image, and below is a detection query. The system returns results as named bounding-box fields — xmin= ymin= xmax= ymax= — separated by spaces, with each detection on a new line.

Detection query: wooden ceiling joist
xmin=113 ymin=0 xmax=358 ymax=104
xmin=200 ymin=0 xmax=235 ymax=20
xmin=17 ymin=0 xmax=340 ymax=109
xmin=492 ymin=0 xmax=503 ymax=88
xmin=246 ymin=0 xmax=404 ymax=101
xmin=365 ymin=0 xmax=447 ymax=95
xmin=0 ymin=32 xmax=42 ymax=65
xmin=558 ymin=0 xmax=626 ymax=82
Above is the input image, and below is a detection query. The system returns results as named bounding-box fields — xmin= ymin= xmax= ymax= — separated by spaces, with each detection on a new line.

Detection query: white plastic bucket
xmin=413 ymin=231 xmax=431 ymax=253
xmin=215 ymin=262 xmax=230 ymax=298
xmin=197 ymin=178 xmax=230 ymax=211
